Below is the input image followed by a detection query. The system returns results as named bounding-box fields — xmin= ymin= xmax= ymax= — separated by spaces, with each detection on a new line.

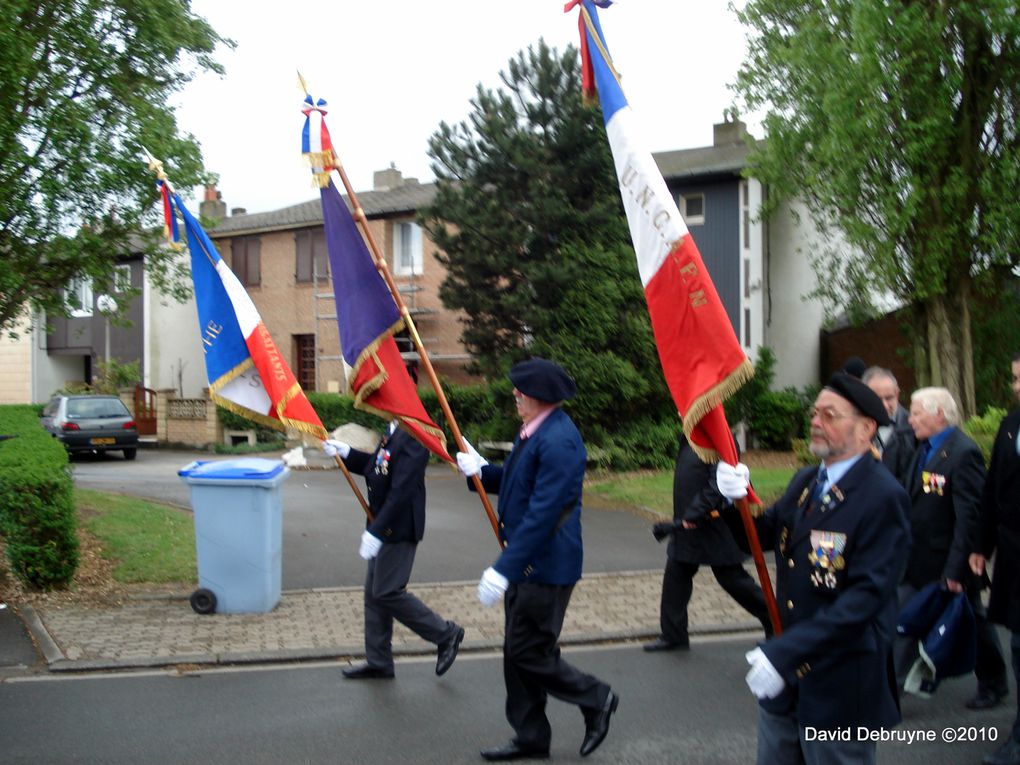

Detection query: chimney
xmin=199 ymin=184 xmax=227 ymax=221
xmin=373 ymin=163 xmax=403 ymax=191
xmin=713 ymin=115 xmax=748 ymax=146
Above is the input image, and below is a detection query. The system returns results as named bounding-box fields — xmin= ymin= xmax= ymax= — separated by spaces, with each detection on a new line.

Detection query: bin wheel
xmin=190 ymin=588 xmax=217 ymax=615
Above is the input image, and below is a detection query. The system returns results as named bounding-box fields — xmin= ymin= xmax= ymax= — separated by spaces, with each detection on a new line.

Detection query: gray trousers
xmin=757 ymin=706 xmax=876 ymax=765
xmin=364 ymin=541 xmax=454 ymax=671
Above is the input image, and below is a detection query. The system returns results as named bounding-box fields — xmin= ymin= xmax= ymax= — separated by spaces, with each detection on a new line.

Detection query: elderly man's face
xmin=808 ymin=389 xmax=874 ymax=464
xmin=867 ymin=375 xmax=900 ymax=419
xmin=908 ymin=400 xmax=946 ymax=441
xmin=513 ymin=389 xmax=544 ymax=424
xmin=1012 ymin=360 xmax=1020 ymax=403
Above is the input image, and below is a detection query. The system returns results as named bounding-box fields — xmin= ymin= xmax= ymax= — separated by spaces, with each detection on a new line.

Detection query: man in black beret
xmin=456 ymin=357 xmax=618 ymax=761
xmin=716 ymin=372 xmax=911 ymax=764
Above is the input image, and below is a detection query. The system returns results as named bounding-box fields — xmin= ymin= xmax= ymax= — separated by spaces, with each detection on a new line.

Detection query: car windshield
xmin=66 ymin=399 xmax=130 ymax=419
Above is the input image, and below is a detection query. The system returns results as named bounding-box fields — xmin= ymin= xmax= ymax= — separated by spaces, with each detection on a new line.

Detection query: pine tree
xmin=422 ymin=40 xmax=675 ymax=466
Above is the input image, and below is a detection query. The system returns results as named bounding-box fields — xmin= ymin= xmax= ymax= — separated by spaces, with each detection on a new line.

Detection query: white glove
xmin=359 ymin=530 xmax=383 ymax=560
xmin=477 ymin=566 xmax=509 ymax=607
xmin=745 ymin=647 xmax=785 ymax=699
xmin=323 ymin=439 xmax=351 ymax=459
xmin=456 ymin=438 xmax=488 ymax=478
xmin=716 ymin=461 xmax=751 ymax=500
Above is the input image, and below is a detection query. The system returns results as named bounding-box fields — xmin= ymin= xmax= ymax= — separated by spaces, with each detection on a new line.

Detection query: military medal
xmin=808 ymin=530 xmax=847 ymax=589
xmin=374 ymin=447 xmax=391 ymax=475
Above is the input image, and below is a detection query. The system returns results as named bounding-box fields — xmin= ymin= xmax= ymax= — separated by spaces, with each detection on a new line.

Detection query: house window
xmin=66 ymin=275 xmax=93 ymax=317
xmin=114 ymin=265 xmax=132 ymax=293
xmin=393 ymin=221 xmax=423 ymax=276
xmin=680 ymin=193 xmax=705 ymax=226
xmin=741 ymin=180 xmax=751 ymax=249
xmin=231 ymin=236 xmax=261 ymax=287
xmin=295 ymin=229 xmax=329 ymax=283
xmin=294 ymin=334 xmax=315 ymax=392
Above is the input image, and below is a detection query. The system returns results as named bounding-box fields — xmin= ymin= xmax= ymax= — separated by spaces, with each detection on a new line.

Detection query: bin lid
xmin=178 ymin=457 xmax=287 ymax=481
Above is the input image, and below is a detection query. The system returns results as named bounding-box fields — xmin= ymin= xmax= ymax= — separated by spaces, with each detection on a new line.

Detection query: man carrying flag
xmin=303 ymin=95 xmax=464 ymax=680
xmin=566 ymin=0 xmax=779 ymax=633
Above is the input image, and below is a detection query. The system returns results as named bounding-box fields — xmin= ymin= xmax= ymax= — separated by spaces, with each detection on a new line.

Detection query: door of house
xmin=133 ymin=384 xmax=157 ymax=436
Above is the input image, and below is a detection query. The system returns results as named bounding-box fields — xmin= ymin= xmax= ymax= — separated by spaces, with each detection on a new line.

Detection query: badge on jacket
xmin=808 ymin=530 xmax=847 ymax=589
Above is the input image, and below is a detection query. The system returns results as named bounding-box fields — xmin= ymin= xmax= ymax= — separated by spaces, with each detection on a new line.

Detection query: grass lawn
xmin=75 ymin=488 xmax=197 ymax=584
xmin=586 ymin=465 xmax=798 ymax=516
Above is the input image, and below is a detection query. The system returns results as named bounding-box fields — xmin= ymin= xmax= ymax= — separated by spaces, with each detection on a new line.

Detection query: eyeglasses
xmin=810 ymin=407 xmax=859 ymax=424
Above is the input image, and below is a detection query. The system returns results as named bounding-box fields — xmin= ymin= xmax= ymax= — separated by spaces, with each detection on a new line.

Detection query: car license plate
xmin=90 ymin=437 xmax=116 ymax=445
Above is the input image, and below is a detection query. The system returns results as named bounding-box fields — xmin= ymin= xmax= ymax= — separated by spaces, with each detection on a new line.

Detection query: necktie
xmin=811 ymin=466 xmax=828 ymax=505
xmin=917 ymin=441 xmax=931 ymax=474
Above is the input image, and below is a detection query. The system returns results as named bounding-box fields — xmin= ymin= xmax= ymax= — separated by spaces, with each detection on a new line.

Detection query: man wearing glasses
xmin=717 ymin=372 xmax=910 ymax=765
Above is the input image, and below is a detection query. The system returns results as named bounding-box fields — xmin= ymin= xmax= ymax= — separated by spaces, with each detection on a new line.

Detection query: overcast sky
xmin=171 ymin=1 xmax=757 ymax=215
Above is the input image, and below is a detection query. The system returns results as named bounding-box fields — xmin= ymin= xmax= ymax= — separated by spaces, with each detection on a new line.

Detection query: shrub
xmin=725 ymin=346 xmax=812 ymax=449
xmin=964 ymin=406 xmax=1008 ymax=466
xmin=0 ymin=405 xmax=79 ymax=589
xmin=750 ymin=390 xmax=805 ymax=450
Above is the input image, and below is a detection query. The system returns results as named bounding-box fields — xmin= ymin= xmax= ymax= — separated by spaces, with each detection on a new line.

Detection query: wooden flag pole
xmin=330 ymin=159 xmax=504 ymax=548
xmin=735 ymin=496 xmax=782 ymax=636
xmin=143 ymin=145 xmax=374 ymax=524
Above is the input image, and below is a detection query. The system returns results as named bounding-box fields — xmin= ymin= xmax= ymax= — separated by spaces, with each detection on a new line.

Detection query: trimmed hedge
xmin=0 ymin=405 xmax=79 ymax=589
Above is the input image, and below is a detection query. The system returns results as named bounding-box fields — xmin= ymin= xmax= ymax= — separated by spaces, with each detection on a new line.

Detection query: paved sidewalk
xmin=20 ymin=566 xmax=775 ymax=673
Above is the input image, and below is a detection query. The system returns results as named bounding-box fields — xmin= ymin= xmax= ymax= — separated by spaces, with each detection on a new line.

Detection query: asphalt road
xmin=1 ymin=636 xmax=1010 ymax=765
xmin=68 ymin=448 xmax=665 ymax=590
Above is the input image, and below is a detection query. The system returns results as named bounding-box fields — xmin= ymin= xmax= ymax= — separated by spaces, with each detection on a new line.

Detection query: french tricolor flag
xmin=166 ymin=187 xmax=327 ymax=440
xmin=570 ymin=0 xmax=753 ymax=467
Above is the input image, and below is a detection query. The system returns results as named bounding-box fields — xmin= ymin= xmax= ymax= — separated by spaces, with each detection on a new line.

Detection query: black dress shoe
xmin=967 ymin=688 xmax=1007 ymax=710
xmin=341 ymin=663 xmax=394 ymax=680
xmin=643 ymin=638 xmax=689 ymax=652
xmin=436 ymin=625 xmax=465 ymax=676
xmin=479 ymin=740 xmax=550 ymax=761
xmin=580 ymin=690 xmax=619 ymax=757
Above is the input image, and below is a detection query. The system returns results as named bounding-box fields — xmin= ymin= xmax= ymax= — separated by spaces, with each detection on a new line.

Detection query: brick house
xmin=206 ymin=167 xmax=472 ymax=395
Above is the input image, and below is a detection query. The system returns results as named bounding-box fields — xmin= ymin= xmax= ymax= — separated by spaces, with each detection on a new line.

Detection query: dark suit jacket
xmin=345 ymin=428 xmax=429 ymax=543
xmin=669 ymin=435 xmax=746 ymax=566
xmin=474 ymin=407 xmax=585 ymax=585
xmin=904 ymin=428 xmax=985 ymax=588
xmin=876 ymin=406 xmax=917 ymax=484
xmin=755 ymin=454 xmax=911 ymax=730
xmin=979 ymin=410 xmax=1020 ymax=631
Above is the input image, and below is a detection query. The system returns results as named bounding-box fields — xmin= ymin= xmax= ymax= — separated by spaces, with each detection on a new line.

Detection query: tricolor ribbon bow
xmin=301 ymin=94 xmax=335 ymax=187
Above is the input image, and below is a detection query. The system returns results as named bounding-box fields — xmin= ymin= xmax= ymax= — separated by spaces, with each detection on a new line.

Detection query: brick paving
xmin=23 ymin=565 xmax=776 ymax=673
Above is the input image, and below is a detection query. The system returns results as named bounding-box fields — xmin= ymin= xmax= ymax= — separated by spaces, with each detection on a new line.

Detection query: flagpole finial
xmin=142 ymin=145 xmax=175 ymax=192
xmin=297 ymin=70 xmax=310 ymax=96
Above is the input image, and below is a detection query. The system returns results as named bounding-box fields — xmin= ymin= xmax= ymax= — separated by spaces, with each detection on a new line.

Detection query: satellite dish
xmin=96 ymin=294 xmax=118 ymax=315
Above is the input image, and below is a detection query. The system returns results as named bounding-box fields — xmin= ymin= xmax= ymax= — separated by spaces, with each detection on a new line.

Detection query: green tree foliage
xmin=0 ymin=1 xmax=231 ymax=336
xmin=734 ymin=1 xmax=1020 ymax=417
xmin=420 ymin=40 xmax=675 ymax=465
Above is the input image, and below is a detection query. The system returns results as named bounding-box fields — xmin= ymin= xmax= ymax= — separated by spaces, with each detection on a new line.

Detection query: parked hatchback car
xmin=40 ymin=395 xmax=139 ymax=460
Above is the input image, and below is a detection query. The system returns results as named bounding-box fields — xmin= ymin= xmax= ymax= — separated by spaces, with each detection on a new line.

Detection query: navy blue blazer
xmin=904 ymin=427 xmax=985 ymax=588
xmin=980 ymin=410 xmax=1020 ymax=630
xmin=755 ymin=454 xmax=911 ymax=730
xmin=345 ymin=428 xmax=429 ymax=543
xmin=473 ymin=407 xmax=585 ymax=585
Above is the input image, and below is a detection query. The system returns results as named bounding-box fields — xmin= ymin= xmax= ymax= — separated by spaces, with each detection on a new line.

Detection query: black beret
xmin=825 ymin=372 xmax=891 ymax=426
xmin=509 ymin=358 xmax=576 ymax=403
xmin=841 ymin=356 xmax=866 ymax=379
